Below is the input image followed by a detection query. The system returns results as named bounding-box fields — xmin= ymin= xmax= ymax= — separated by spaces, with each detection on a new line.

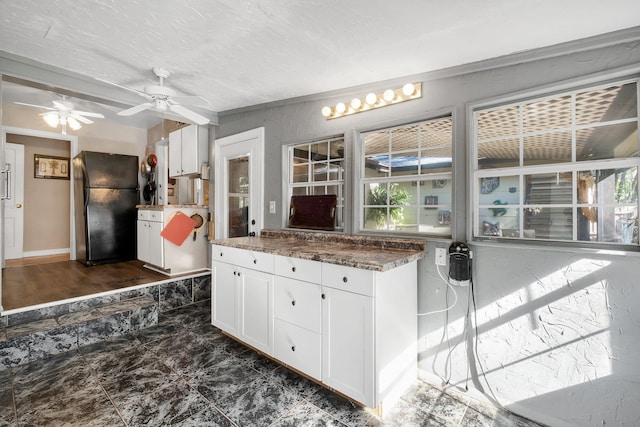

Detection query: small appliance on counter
xmin=73 ymin=151 xmax=139 ymax=265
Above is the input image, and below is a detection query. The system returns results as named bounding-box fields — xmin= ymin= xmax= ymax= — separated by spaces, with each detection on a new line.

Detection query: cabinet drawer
xmin=274 ymin=255 xmax=322 ymax=283
xmin=149 ymin=210 xmax=163 ymax=222
xmin=137 ymin=210 xmax=150 ymax=221
xmin=274 ymin=318 xmax=321 ymax=380
xmin=321 ymin=263 xmax=374 ymax=297
xmin=211 ymin=245 xmax=274 ymax=273
xmin=274 ymin=276 xmax=321 ymax=333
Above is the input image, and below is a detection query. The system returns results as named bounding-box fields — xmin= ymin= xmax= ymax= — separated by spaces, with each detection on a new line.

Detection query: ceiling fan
xmin=97 ymin=67 xmax=210 ymax=125
xmin=14 ymin=97 xmax=105 ymax=134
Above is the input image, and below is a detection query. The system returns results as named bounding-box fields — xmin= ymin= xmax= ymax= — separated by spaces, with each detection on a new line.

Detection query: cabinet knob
xmin=233 ymin=271 xmax=237 ymax=276
xmin=253 ymin=259 xmax=257 ymax=264
xmin=291 ymin=346 xmax=296 ymax=352
xmin=237 ymin=272 xmax=241 ymax=277
xmin=321 ymin=294 xmax=326 ymax=299
xmin=220 ymin=252 xmax=223 ymax=257
xmin=291 ymin=300 xmax=296 ymax=306
xmin=291 ymin=267 xmax=296 ymax=272
xmin=342 ymin=276 xmax=348 ymax=283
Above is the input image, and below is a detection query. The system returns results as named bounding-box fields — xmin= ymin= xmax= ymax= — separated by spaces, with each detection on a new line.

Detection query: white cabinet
xmin=211 ymin=245 xmax=274 ymax=355
xmin=137 ymin=209 xmax=164 ymax=267
xmin=169 ymin=124 xmax=209 ymax=177
xmin=210 ymin=245 xmax=417 ymax=410
xmin=137 ymin=207 xmax=208 ymax=275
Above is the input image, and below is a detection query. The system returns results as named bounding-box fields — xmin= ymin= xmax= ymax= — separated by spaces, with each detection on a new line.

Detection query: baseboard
xmin=22 ymin=248 xmax=70 ymax=258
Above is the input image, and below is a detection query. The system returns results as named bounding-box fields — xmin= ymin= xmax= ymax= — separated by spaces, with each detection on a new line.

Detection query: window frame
xmin=285 ymin=135 xmax=346 ymax=231
xmin=355 ymin=115 xmax=454 ymax=237
xmin=470 ymin=76 xmax=640 ymax=249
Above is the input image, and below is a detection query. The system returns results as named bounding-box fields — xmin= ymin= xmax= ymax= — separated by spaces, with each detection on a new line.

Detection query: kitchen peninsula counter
xmin=211 ymin=229 xmax=425 ymax=271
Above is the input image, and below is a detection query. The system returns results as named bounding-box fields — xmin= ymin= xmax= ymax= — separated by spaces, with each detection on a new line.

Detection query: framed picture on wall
xmin=34 ymin=154 xmax=70 ymax=180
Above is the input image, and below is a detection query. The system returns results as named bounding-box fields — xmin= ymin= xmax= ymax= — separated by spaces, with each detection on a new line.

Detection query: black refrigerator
xmin=73 ymin=151 xmax=139 ymax=265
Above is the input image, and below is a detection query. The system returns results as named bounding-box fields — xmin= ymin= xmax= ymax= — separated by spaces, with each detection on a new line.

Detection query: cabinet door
xmin=238 ymin=267 xmax=273 ymax=355
xmin=148 ymin=221 xmax=164 ymax=268
xmin=211 ymin=261 xmax=238 ymax=334
xmin=322 ymin=287 xmax=374 ymax=407
xmin=136 ymin=220 xmax=149 ymax=263
xmin=180 ymin=125 xmax=200 ymax=175
xmin=168 ymin=129 xmax=183 ymax=177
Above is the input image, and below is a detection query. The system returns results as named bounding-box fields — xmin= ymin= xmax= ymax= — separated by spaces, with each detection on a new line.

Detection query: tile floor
xmin=0 ymin=301 xmax=543 ymax=426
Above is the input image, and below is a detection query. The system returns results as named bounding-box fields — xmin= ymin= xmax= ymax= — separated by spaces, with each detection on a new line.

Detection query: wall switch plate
xmin=269 ymin=201 xmax=276 ymax=214
xmin=435 ymin=248 xmax=447 ymax=266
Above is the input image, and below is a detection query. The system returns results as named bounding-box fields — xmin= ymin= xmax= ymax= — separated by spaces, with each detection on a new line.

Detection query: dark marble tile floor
xmin=0 ymin=301 xmax=543 ymax=426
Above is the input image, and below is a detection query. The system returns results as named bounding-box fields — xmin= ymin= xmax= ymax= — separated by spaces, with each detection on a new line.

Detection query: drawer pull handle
xmin=291 ymin=346 xmax=296 ymax=352
xmin=291 ymin=267 xmax=296 ymax=272
xmin=342 ymin=276 xmax=348 ymax=283
xmin=291 ymin=300 xmax=296 ymax=306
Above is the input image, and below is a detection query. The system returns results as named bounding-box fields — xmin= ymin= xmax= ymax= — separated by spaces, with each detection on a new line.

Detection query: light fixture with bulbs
xmin=43 ymin=112 xmax=83 ymax=134
xmin=322 ymin=82 xmax=422 ymax=120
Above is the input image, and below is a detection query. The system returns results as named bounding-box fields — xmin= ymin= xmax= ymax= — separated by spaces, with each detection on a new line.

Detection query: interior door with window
xmin=3 ymin=143 xmax=25 ymax=261
xmin=215 ymin=127 xmax=265 ymax=239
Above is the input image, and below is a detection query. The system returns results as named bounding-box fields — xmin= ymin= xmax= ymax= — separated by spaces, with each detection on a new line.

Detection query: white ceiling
xmin=1 ymin=0 xmax=640 ymax=129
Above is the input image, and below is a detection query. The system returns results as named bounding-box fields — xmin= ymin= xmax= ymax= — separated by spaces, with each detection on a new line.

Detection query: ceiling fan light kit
xmin=14 ymin=97 xmax=105 ymax=134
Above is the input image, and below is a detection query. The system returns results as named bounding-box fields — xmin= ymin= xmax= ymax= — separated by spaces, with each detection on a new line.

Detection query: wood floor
xmin=2 ymin=256 xmax=171 ymax=311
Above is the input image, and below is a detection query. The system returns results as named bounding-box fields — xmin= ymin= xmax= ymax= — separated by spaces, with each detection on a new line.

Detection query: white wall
xmin=216 ymin=33 xmax=640 ymax=426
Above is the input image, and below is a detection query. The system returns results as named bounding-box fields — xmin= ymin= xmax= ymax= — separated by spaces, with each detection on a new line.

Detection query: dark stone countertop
xmin=210 ymin=229 xmax=426 ymax=272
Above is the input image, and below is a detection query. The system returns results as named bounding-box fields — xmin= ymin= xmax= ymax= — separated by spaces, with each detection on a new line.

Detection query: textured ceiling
xmin=1 ymin=0 xmax=640 ymax=128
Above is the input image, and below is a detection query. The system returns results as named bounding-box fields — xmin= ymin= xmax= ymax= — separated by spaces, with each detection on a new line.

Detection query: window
xmin=287 ymin=136 xmax=345 ymax=230
xmin=473 ymin=79 xmax=639 ymax=246
xmin=359 ymin=117 xmax=453 ymax=235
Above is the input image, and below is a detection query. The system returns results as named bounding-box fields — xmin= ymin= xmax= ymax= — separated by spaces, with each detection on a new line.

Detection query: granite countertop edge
xmin=211 ymin=229 xmax=426 ymax=272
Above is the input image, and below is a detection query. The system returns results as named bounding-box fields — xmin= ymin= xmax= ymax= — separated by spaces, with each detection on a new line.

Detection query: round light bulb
xmin=383 ymin=89 xmax=395 ymax=102
xmin=321 ymin=106 xmax=332 ymax=117
xmin=402 ymin=83 xmax=415 ymax=96
xmin=365 ymin=93 xmax=377 ymax=106
xmin=350 ymin=98 xmax=362 ymax=110
xmin=335 ymin=102 xmax=346 ymax=114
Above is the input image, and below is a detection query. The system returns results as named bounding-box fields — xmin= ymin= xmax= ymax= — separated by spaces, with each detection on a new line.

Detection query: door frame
xmin=1 ymin=126 xmax=78 ymax=312
xmin=214 ymin=127 xmax=265 ymax=239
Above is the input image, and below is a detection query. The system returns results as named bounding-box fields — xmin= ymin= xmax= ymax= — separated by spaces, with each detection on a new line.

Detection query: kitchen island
xmin=210 ymin=230 xmax=425 ymax=413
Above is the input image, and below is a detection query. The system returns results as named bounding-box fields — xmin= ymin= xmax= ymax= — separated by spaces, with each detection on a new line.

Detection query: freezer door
xmin=84 ymin=188 xmax=137 ymax=264
xmin=75 ymin=151 xmax=139 ymax=189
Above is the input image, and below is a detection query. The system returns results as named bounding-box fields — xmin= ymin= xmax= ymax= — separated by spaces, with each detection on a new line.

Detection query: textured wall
xmin=217 ymin=35 xmax=640 ymax=426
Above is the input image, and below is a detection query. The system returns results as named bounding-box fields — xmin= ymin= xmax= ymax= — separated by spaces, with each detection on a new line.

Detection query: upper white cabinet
xmin=169 ymin=124 xmax=209 ymax=177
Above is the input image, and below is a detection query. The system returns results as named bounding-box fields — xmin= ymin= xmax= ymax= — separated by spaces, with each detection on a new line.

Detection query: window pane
xmin=523 ymin=131 xmax=572 ymax=165
xmin=478 ymin=138 xmax=520 ymax=169
xmin=364 ymin=155 xmax=390 ymax=177
xmin=525 ymin=172 xmax=573 ymax=204
xmin=391 ymin=124 xmax=419 ymax=151
xmin=479 ymin=176 xmax=519 ymax=205
xmin=292 ymin=163 xmax=309 ymax=183
xmin=292 ymin=146 xmax=309 ymax=163
xmin=364 ymin=131 xmax=388 ymax=155
xmin=310 ymin=142 xmax=328 ymax=161
xmin=476 ymin=106 xmax=519 ymax=140
xmin=523 ymin=95 xmax=572 ymax=132
xmin=578 ymin=168 xmax=638 ymax=204
xmin=390 ymin=151 xmax=419 ymax=176
xmin=576 ymin=82 xmax=637 ymax=125
xmin=524 ymin=207 xmax=573 ymax=240
xmin=364 ymin=182 xmax=410 ymax=230
xmin=329 ymin=139 xmax=345 ymax=160
xmin=291 ymin=187 xmax=306 ymax=196
xmin=478 ymin=208 xmax=520 ymax=236
xmin=328 ymin=161 xmax=343 ymax=181
xmin=576 ymin=122 xmax=638 ymax=161
xmin=312 ymin=163 xmax=328 ymax=182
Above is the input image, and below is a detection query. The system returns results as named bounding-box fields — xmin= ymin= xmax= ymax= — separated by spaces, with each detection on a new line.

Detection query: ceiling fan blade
xmin=14 ymin=102 xmax=54 ymax=111
xmin=118 ymin=103 xmax=154 ymax=116
xmin=72 ymin=110 xmax=105 ymax=118
xmin=70 ymin=113 xmax=93 ymax=124
xmin=52 ymin=100 xmax=69 ymax=111
xmin=169 ymin=104 xmax=210 ymax=125
xmin=170 ymin=95 xmax=211 ymax=107
xmin=96 ymin=77 xmax=153 ymax=100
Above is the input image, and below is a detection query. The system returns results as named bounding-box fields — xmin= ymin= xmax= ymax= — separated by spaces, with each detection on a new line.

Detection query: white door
xmin=3 ymin=143 xmax=25 ymax=260
xmin=215 ymin=128 xmax=264 ymax=239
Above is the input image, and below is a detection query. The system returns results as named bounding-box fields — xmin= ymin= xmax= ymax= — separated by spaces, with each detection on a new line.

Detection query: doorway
xmin=1 ymin=126 xmax=77 ymax=312
xmin=214 ymin=127 xmax=265 ymax=239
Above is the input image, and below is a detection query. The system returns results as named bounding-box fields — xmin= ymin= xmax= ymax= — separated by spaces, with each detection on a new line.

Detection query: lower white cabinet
xmin=211 ymin=245 xmax=417 ymax=410
xmin=137 ymin=210 xmax=164 ymax=267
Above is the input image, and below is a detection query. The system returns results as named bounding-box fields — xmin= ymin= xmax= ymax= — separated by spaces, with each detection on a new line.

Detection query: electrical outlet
xmin=435 ymin=248 xmax=447 ymax=266
xmin=269 ymin=201 xmax=276 ymax=214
